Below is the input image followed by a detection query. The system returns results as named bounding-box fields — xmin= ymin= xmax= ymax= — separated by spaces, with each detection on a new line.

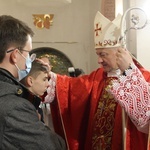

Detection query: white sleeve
xmin=44 ymin=71 xmax=57 ymax=103
xmin=109 ymin=63 xmax=150 ymax=133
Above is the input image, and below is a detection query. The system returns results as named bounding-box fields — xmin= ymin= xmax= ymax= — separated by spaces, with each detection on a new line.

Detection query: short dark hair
xmin=27 ymin=60 xmax=49 ymax=79
xmin=20 ymin=60 xmax=49 ymax=86
xmin=0 ymin=15 xmax=34 ymax=62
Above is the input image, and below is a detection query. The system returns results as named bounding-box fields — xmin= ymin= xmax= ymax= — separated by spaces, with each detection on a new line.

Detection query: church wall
xmin=126 ymin=0 xmax=150 ymax=70
xmin=0 ymin=0 xmax=101 ymax=74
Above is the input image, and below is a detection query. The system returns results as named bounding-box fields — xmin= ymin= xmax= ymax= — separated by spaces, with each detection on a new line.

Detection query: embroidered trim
xmin=109 ymin=64 xmax=150 ymax=129
xmin=44 ymin=71 xmax=57 ymax=103
xmin=92 ymin=77 xmax=117 ymax=150
xmin=95 ymin=39 xmax=118 ymax=47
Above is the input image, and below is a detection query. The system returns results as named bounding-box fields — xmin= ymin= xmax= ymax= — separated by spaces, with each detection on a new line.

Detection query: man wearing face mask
xmin=6 ymin=47 xmax=36 ymax=81
xmin=0 ymin=15 xmax=66 ymax=150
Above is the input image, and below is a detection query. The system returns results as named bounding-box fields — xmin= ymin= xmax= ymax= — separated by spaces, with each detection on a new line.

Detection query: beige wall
xmin=0 ymin=0 xmax=101 ymax=74
xmin=1 ymin=0 xmax=149 ymax=73
xmin=124 ymin=0 xmax=150 ymax=70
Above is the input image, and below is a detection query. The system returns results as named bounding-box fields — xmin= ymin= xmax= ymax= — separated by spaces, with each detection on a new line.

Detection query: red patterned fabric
xmin=109 ymin=62 xmax=150 ymax=150
xmin=110 ymin=64 xmax=150 ymax=133
xmin=50 ymin=66 xmax=148 ymax=150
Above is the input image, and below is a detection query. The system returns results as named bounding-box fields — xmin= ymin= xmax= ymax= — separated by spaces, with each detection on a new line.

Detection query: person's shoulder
xmin=79 ymin=68 xmax=104 ymax=81
xmin=135 ymin=64 xmax=150 ymax=81
xmin=1 ymin=93 xmax=33 ymax=110
xmin=141 ymin=69 xmax=150 ymax=81
xmin=0 ymin=82 xmax=34 ymax=110
xmin=89 ymin=68 xmax=104 ymax=77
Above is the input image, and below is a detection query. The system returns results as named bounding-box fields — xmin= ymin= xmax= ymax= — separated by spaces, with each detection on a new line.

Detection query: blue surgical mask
xmin=15 ymin=54 xmax=36 ymax=81
xmin=18 ymin=70 xmax=29 ymax=81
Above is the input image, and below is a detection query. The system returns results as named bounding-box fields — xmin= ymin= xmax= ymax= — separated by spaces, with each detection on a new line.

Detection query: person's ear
xmin=26 ymin=76 xmax=34 ymax=87
xmin=9 ymin=49 xmax=19 ymax=64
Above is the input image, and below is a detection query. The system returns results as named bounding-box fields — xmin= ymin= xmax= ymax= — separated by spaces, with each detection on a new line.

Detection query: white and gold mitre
xmin=94 ymin=11 xmax=122 ymax=49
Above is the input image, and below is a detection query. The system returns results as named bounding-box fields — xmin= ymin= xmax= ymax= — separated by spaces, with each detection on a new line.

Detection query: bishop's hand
xmin=116 ymin=48 xmax=133 ymax=72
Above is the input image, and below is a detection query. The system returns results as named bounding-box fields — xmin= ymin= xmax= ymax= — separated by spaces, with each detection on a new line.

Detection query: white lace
xmin=44 ymin=71 xmax=57 ymax=103
xmin=107 ymin=68 xmax=121 ymax=77
xmin=109 ymin=63 xmax=150 ymax=133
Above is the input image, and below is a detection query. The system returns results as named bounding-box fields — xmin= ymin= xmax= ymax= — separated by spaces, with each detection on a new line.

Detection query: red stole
xmin=91 ymin=77 xmax=123 ymax=150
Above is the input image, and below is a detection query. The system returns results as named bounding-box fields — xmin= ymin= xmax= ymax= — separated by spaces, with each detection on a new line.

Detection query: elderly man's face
xmin=96 ymin=47 xmax=118 ymax=72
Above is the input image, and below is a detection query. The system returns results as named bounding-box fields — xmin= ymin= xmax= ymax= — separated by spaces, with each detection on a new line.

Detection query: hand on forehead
xmin=35 ymin=58 xmax=51 ymax=72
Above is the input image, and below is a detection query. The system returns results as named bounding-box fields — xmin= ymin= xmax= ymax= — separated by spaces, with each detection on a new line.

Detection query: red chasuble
xmin=50 ymin=66 xmax=148 ymax=150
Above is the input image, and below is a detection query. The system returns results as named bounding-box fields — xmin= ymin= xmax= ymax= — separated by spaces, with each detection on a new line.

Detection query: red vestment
xmin=50 ymin=66 xmax=148 ymax=150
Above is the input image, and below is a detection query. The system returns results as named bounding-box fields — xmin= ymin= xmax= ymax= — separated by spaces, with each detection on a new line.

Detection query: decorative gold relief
xmin=33 ymin=14 xmax=54 ymax=29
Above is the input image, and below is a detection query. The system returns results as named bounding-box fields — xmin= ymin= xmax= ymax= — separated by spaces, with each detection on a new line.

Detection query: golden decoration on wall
xmin=33 ymin=14 xmax=54 ymax=29
xmin=30 ymin=47 xmax=74 ymax=75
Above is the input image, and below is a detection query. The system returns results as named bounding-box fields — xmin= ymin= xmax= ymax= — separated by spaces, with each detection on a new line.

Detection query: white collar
xmin=107 ymin=69 xmax=121 ymax=77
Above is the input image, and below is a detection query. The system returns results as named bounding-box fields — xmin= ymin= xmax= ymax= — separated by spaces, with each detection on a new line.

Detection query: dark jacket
xmin=0 ymin=68 xmax=66 ymax=150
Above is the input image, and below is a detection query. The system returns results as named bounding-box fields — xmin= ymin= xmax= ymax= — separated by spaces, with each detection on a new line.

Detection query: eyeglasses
xmin=7 ymin=47 xmax=36 ymax=62
xmin=7 ymin=47 xmax=31 ymax=53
